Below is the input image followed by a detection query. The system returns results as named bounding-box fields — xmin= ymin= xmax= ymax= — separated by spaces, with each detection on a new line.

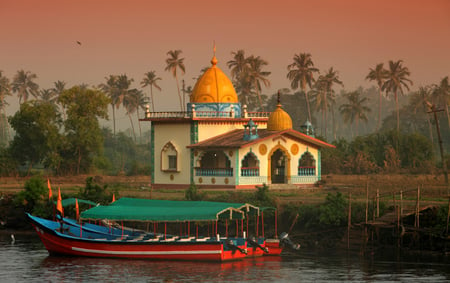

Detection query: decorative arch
xmin=241 ymin=151 xmax=260 ymax=176
xmin=161 ymin=142 xmax=178 ymax=172
xmin=267 ymin=144 xmax=291 ymax=184
xmin=298 ymin=151 xmax=316 ymax=176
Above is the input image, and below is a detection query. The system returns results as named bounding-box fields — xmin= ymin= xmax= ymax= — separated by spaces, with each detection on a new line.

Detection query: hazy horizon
xmin=1 ymin=0 xmax=449 ymax=131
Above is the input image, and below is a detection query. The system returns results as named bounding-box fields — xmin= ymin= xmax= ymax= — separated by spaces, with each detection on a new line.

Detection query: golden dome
xmin=267 ymin=103 xmax=293 ymax=131
xmin=190 ymin=55 xmax=238 ymax=103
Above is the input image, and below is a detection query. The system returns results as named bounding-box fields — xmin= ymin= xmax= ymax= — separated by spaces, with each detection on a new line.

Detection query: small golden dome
xmin=267 ymin=103 xmax=293 ymax=131
xmin=190 ymin=54 xmax=238 ymax=103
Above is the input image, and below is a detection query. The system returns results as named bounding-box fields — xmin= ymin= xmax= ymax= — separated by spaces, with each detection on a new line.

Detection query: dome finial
xmin=211 ymin=41 xmax=218 ymax=66
xmin=277 ymin=90 xmax=281 ymax=104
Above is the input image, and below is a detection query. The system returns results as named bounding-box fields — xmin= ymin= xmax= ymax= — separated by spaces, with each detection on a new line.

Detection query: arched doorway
xmin=270 ymin=148 xmax=287 ymax=184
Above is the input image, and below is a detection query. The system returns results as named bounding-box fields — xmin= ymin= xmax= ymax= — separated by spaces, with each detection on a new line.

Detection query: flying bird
xmin=76 ymin=41 xmax=82 ymax=45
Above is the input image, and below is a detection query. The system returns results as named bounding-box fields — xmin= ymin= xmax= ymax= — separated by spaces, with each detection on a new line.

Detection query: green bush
xmin=185 ymin=183 xmax=205 ymax=201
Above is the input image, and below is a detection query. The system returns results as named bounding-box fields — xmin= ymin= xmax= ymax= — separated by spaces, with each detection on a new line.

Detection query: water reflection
xmin=1 ymin=232 xmax=450 ymax=282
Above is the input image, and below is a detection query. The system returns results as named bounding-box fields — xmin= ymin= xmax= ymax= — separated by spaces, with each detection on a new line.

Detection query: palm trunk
xmin=150 ymin=86 xmax=155 ymax=112
xmin=136 ymin=109 xmax=142 ymax=141
xmin=304 ymin=89 xmax=312 ymax=123
xmin=395 ymin=91 xmax=400 ymax=133
xmin=175 ymin=75 xmax=183 ymax=111
xmin=128 ymin=113 xmax=136 ymax=141
xmin=111 ymin=104 xmax=116 ymax=136
xmin=377 ymin=85 xmax=382 ymax=131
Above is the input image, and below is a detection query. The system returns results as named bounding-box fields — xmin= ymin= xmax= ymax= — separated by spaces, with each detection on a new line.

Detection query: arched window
xmin=161 ymin=142 xmax=178 ymax=171
xmin=241 ymin=152 xmax=260 ymax=176
xmin=298 ymin=151 xmax=315 ymax=176
xmin=195 ymin=151 xmax=232 ymax=176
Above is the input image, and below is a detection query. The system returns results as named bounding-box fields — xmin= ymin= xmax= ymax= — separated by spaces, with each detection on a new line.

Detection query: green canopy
xmin=55 ymin=198 xmax=97 ymax=207
xmin=80 ymin=198 xmax=258 ymax=222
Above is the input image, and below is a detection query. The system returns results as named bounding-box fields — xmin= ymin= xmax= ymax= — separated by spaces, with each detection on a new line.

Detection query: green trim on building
xmin=150 ymin=124 xmax=155 ymax=185
xmin=190 ymin=121 xmax=198 ymax=184
xmin=235 ymin=150 xmax=239 ymax=185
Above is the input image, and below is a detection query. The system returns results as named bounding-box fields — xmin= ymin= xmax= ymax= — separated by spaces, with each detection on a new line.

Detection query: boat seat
xmin=177 ymin=237 xmax=195 ymax=242
xmin=195 ymin=237 xmax=210 ymax=242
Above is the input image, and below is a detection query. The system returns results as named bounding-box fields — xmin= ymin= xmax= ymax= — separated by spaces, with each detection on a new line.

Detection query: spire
xmin=211 ymin=41 xmax=218 ymax=66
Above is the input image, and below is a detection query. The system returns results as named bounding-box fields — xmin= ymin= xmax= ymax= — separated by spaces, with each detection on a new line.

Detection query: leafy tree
xmin=382 ymin=60 xmax=413 ymax=133
xmin=319 ymin=192 xmax=347 ymax=227
xmin=185 ymin=183 xmax=205 ymax=201
xmin=141 ymin=71 xmax=162 ymax=112
xmin=8 ymin=101 xmax=62 ymax=175
xmin=165 ymin=50 xmax=186 ymax=111
xmin=287 ymin=53 xmax=319 ymax=123
xmin=77 ymin=176 xmax=115 ymax=205
xmin=366 ymin=63 xmax=389 ymax=131
xmin=12 ymin=70 xmax=39 ymax=104
xmin=59 ymin=86 xmax=109 ymax=174
xmin=14 ymin=176 xmax=51 ymax=217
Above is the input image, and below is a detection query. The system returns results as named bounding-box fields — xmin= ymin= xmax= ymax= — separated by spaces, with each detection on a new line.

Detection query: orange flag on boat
xmin=75 ymin=198 xmax=79 ymax=221
xmin=112 ymin=193 xmax=116 ymax=203
xmin=47 ymin=179 xmax=52 ymax=199
xmin=57 ymin=187 xmax=64 ymax=217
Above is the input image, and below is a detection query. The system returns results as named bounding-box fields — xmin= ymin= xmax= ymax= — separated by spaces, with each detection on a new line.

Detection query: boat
xmin=29 ymin=198 xmax=298 ymax=261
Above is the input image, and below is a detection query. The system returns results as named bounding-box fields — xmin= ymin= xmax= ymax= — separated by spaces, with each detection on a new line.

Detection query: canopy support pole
xmin=275 ymin=210 xmax=278 ymax=238
xmin=262 ymin=211 xmax=265 ymax=238
xmin=121 ymin=221 xmax=124 ymax=240
xmin=226 ymin=219 xmax=228 ymax=238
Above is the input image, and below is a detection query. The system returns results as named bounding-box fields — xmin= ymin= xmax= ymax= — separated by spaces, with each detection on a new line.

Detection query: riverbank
xmin=1 ymin=174 xmax=448 ymax=204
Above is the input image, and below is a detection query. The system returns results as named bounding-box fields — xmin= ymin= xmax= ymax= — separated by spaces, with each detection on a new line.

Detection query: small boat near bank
xmin=29 ymin=198 xmax=298 ymax=261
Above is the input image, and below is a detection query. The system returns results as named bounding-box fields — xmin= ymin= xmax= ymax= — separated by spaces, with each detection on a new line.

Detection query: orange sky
xmin=1 ymin=0 xmax=449 ymax=126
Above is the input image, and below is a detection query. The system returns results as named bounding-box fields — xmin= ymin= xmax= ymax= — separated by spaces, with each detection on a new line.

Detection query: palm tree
xmin=287 ymin=53 xmax=319 ymax=123
xmin=432 ymin=76 xmax=450 ymax=128
xmin=100 ymin=75 xmax=134 ymax=136
xmin=12 ymin=70 xmax=39 ymax=104
xmin=339 ymin=90 xmax=371 ymax=137
xmin=52 ymin=80 xmax=67 ymax=119
xmin=122 ymin=89 xmax=140 ymax=141
xmin=247 ymin=55 xmax=271 ymax=111
xmin=227 ymin=50 xmax=249 ymax=81
xmin=382 ymin=60 xmax=413 ymax=133
xmin=0 ymin=71 xmax=11 ymax=145
xmin=314 ymin=68 xmax=343 ymax=139
xmin=165 ymin=50 xmax=185 ymax=111
xmin=141 ymin=71 xmax=162 ymax=112
xmin=410 ymin=86 xmax=434 ymax=143
xmin=366 ymin=63 xmax=389 ymax=131
xmin=38 ymin=88 xmax=58 ymax=104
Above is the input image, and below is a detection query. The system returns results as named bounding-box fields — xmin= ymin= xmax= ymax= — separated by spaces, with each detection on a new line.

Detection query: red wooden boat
xmin=29 ymin=198 xmax=297 ymax=261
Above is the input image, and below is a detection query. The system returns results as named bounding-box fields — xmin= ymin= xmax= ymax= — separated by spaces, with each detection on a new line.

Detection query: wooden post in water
xmin=446 ymin=196 xmax=450 ymax=235
xmin=415 ymin=185 xmax=420 ymax=228
xmin=365 ymin=181 xmax=369 ymax=224
xmin=376 ymin=189 xmax=380 ymax=218
xmin=348 ymin=193 xmax=352 ymax=250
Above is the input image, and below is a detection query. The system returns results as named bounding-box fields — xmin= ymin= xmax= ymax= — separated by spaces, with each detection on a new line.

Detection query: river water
xmin=1 ymin=232 xmax=450 ymax=282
